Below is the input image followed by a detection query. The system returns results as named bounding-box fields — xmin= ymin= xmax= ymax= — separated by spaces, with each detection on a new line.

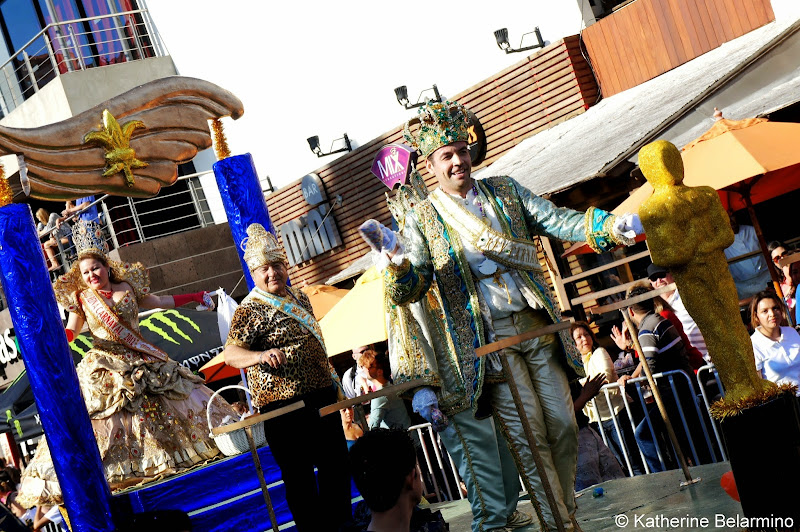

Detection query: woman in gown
xmin=17 ymin=222 xmax=238 ymax=508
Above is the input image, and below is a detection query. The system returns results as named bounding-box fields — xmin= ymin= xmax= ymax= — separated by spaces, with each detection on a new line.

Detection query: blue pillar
xmin=213 ymin=153 xmax=276 ymax=291
xmin=0 ymin=204 xmax=114 ymax=532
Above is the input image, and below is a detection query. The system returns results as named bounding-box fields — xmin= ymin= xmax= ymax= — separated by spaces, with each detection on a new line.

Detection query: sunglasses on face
xmin=773 ymin=254 xmax=785 ymax=264
xmin=649 ymin=274 xmax=667 ymax=282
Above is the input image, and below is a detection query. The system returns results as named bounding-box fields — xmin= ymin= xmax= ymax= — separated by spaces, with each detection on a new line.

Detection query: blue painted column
xmin=213 ymin=153 xmax=276 ymax=291
xmin=0 ymin=204 xmax=114 ymax=532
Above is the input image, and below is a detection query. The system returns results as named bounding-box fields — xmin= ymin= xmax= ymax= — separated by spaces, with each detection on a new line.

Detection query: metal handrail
xmin=0 ymin=9 xmax=166 ymax=116
xmin=0 ymin=9 xmax=157 ymax=73
xmin=37 ymin=174 xmax=214 ymax=275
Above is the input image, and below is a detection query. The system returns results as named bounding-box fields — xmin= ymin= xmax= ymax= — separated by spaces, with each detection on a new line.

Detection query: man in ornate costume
xmin=223 ymin=223 xmax=351 ymax=532
xmin=17 ymin=221 xmax=236 ymax=508
xmin=361 ymin=101 xmax=640 ymax=531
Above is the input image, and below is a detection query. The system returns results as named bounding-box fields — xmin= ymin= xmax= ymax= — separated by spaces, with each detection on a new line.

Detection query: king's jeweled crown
xmin=242 ymin=223 xmax=287 ymax=271
xmin=73 ymin=220 xmax=108 ymax=260
xmin=403 ymin=100 xmax=470 ymax=159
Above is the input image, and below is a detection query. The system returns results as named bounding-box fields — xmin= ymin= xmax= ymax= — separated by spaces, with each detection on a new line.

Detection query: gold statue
xmin=638 ymin=140 xmax=775 ymax=406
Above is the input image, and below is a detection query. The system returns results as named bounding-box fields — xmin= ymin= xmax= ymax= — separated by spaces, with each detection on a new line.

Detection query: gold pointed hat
xmin=243 ymin=223 xmax=287 ymax=271
xmin=403 ymin=100 xmax=470 ymax=159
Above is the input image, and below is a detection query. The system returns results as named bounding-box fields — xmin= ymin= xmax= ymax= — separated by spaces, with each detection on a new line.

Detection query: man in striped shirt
xmin=622 ymin=285 xmax=711 ymax=472
xmin=647 ymin=263 xmax=709 ymax=361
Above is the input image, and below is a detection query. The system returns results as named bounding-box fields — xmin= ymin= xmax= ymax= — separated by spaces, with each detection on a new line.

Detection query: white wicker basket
xmin=207 ymin=385 xmax=266 ymax=457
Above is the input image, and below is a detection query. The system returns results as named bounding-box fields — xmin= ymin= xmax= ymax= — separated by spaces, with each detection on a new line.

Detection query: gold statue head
xmin=639 ymin=140 xmax=683 ymax=188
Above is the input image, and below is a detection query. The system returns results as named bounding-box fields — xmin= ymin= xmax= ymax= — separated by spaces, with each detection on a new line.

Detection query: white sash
xmin=430 ymin=188 xmax=542 ymax=271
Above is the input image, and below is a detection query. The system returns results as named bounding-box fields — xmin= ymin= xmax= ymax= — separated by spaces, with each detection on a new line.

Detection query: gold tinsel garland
xmin=709 ymin=383 xmax=797 ymax=420
xmin=0 ymin=163 xmax=11 ymax=208
xmin=210 ymin=118 xmax=231 ymax=161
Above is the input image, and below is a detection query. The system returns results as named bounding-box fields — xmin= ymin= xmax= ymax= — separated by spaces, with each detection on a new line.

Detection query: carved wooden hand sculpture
xmin=0 ymin=76 xmax=243 ymax=200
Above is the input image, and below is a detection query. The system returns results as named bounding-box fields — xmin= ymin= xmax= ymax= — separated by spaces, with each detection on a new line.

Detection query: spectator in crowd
xmin=5 ymin=492 xmax=30 ymax=525
xmin=789 ymin=261 xmax=800 ymax=321
xmin=646 ymin=263 xmax=708 ymax=360
xmin=0 ymin=470 xmax=13 ymax=504
xmin=619 ymin=285 xmax=711 ymax=472
xmin=35 ymin=208 xmax=72 ymax=271
xmin=343 ymin=345 xmax=374 ymax=400
xmin=613 ymin=286 xmax=706 ymax=373
xmin=348 ymin=429 xmax=447 ymax=532
xmin=769 ymin=241 xmax=794 ymax=311
xmin=341 ymin=407 xmax=364 ymax=449
xmin=33 ymin=505 xmax=69 ymax=532
xmin=359 ymin=350 xmax=411 ymax=431
xmin=571 ymin=322 xmax=642 ymax=475
xmin=750 ymin=290 xmax=800 ymax=394
xmin=571 ymin=373 xmax=626 ymax=490
xmin=724 ymin=214 xmax=772 ymax=304
xmin=63 ymin=195 xmax=102 ymax=224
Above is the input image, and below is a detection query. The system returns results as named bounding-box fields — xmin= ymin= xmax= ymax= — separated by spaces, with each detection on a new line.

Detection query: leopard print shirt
xmin=225 ymin=291 xmax=332 ymax=408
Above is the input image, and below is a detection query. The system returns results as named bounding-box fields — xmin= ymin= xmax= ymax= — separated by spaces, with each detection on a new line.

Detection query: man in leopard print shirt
xmin=224 ymin=223 xmax=351 ymax=531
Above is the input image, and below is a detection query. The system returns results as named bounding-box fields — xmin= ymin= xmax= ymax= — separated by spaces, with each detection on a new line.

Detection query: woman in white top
xmin=750 ymin=290 xmax=800 ymax=394
xmin=571 ymin=322 xmax=643 ymax=475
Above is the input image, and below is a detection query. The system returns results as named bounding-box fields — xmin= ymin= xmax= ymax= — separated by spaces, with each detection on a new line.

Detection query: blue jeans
xmin=633 ymin=404 xmax=670 ymax=473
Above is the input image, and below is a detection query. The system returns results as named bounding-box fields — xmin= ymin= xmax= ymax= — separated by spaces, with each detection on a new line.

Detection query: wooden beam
xmin=319 ymin=379 xmax=426 ymax=417
xmin=475 ymin=321 xmax=574 ymax=357
xmin=539 ymin=237 xmax=571 ymax=312
xmin=562 ymin=250 xmax=651 ymax=284
xmin=592 ymin=283 xmax=676 ymax=314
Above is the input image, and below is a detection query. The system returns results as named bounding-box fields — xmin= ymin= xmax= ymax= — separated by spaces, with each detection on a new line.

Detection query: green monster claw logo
xmin=139 ymin=310 xmax=201 ymax=344
xmin=69 ymin=310 xmax=203 ymax=354
xmin=70 ymin=334 xmax=93 ymax=357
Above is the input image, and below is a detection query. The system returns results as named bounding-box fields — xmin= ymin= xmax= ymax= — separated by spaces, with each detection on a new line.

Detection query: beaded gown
xmin=17 ymin=262 xmax=236 ymax=508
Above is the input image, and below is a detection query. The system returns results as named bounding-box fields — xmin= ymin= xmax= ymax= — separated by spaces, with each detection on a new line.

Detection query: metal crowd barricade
xmin=696 ymin=363 xmax=727 ymax=461
xmin=590 ymin=369 xmax=720 ymax=476
xmin=408 ymin=422 xmax=464 ymax=503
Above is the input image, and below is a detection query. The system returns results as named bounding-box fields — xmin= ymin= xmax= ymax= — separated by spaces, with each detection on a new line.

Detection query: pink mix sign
xmin=370 ymin=144 xmax=417 ymax=189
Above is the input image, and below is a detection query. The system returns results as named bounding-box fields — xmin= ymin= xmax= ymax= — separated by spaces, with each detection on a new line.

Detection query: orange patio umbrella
xmin=300 ymin=284 xmax=350 ymax=319
xmin=564 ymin=117 xmax=800 ymax=257
xmin=319 ymin=267 xmax=387 ymax=357
xmin=199 ymin=351 xmax=239 ymax=383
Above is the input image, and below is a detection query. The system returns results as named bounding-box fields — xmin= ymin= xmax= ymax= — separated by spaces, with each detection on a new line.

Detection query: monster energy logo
xmin=139 ymin=309 xmax=201 ymax=344
xmin=69 ymin=310 xmax=204 ymax=356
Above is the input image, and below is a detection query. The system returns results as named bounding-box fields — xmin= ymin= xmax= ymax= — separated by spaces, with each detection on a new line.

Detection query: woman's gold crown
xmin=73 ymin=220 xmax=108 ymax=260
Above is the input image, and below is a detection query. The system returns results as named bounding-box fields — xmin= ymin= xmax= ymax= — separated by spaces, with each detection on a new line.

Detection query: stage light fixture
xmin=494 ymin=26 xmax=545 ymax=54
xmin=306 ymin=134 xmax=352 ymax=158
xmin=393 ymin=84 xmax=441 ymax=110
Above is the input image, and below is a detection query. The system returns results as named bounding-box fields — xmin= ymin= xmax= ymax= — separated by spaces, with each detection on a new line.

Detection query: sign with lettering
xmin=371 ymin=144 xmax=416 ymax=190
xmin=279 ymin=203 xmax=343 ymax=266
xmin=301 ymin=173 xmax=325 ymax=206
xmin=466 ymin=110 xmax=487 ymax=166
xmin=0 ymin=328 xmax=18 ymax=366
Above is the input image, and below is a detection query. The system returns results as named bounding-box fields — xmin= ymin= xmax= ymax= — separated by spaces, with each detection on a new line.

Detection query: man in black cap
xmin=646 ymin=263 xmax=708 ymax=360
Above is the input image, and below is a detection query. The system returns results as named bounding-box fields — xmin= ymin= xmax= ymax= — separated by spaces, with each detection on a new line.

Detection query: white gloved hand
xmin=612 ymin=213 xmax=644 ymax=242
xmin=359 ymin=219 xmax=398 ymax=253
